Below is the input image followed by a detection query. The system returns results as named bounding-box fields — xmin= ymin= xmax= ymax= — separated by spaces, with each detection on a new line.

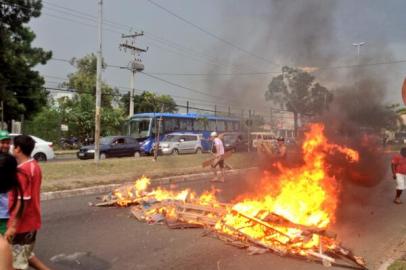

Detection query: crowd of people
xmin=0 ymin=130 xmax=49 ymax=270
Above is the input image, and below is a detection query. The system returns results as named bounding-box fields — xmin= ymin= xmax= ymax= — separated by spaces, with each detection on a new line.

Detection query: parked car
xmin=9 ymin=133 xmax=55 ymax=162
xmin=251 ymin=132 xmax=277 ymax=150
xmin=77 ymin=136 xmax=141 ymax=160
xmin=221 ymin=132 xmax=248 ymax=152
xmin=158 ymin=133 xmax=203 ymax=155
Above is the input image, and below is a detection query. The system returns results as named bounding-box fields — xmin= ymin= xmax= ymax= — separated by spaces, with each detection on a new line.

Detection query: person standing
xmin=391 ymin=147 xmax=406 ymax=204
xmin=210 ymin=132 xmax=225 ymax=182
xmin=0 ymin=130 xmax=11 ymax=154
xmin=276 ymin=137 xmax=287 ymax=162
xmin=6 ymin=135 xmax=50 ymax=270
xmin=0 ymin=131 xmax=12 ymax=236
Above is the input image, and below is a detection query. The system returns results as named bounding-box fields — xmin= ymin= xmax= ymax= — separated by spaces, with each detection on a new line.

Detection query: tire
xmin=172 ymin=149 xmax=179 ymax=155
xmin=134 ymin=151 xmax=141 ymax=158
xmin=33 ymin=153 xmax=47 ymax=162
xmin=100 ymin=153 xmax=107 ymax=160
xmin=195 ymin=147 xmax=202 ymax=154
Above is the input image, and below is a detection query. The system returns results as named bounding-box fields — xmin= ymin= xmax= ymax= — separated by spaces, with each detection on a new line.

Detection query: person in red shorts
xmin=6 ymin=135 xmax=50 ymax=270
xmin=391 ymin=147 xmax=406 ymax=204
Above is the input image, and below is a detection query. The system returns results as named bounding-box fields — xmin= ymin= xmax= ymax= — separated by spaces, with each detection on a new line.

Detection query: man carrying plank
xmin=210 ymin=132 xmax=225 ymax=182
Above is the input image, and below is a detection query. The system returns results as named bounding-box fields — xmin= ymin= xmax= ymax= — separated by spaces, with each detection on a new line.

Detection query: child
xmin=0 ymin=153 xmax=23 ymax=235
xmin=6 ymin=135 xmax=50 ymax=270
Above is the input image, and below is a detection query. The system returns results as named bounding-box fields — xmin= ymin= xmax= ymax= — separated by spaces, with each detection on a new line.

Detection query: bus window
xmin=208 ymin=120 xmax=216 ymax=131
xmin=130 ymin=118 xmax=151 ymax=139
xmin=150 ymin=118 xmax=164 ymax=136
xmin=163 ymin=118 xmax=180 ymax=133
xmin=179 ymin=118 xmax=193 ymax=131
xmin=217 ymin=121 xmax=226 ymax=132
xmin=193 ymin=119 xmax=207 ymax=131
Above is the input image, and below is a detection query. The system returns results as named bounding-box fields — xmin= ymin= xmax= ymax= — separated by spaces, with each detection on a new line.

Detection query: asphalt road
xmin=34 ymin=168 xmax=404 ymax=270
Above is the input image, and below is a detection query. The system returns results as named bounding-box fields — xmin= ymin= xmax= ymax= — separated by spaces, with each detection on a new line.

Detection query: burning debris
xmin=94 ymin=123 xmax=366 ymax=269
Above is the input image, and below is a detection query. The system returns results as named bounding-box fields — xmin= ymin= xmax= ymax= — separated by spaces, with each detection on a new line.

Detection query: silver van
xmin=159 ymin=133 xmax=203 ymax=155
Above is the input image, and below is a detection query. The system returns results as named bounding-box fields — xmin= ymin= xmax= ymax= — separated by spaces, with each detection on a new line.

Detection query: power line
xmin=145 ymin=0 xmax=280 ymax=67
xmin=41 ymin=0 xmax=258 ymax=71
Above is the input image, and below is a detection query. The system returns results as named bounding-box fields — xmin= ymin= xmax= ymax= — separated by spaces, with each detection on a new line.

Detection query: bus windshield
xmin=130 ymin=118 xmax=151 ymax=139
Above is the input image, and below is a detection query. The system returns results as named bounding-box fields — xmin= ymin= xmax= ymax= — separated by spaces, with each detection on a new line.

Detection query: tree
xmin=0 ymin=0 xmax=52 ymax=126
xmin=121 ymin=91 xmax=177 ymax=114
xmin=57 ymin=54 xmax=125 ymax=141
xmin=265 ymin=66 xmax=332 ymax=136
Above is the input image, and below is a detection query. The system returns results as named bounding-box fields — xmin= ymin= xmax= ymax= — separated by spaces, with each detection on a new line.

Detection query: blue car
xmin=77 ymin=136 xmax=141 ymax=160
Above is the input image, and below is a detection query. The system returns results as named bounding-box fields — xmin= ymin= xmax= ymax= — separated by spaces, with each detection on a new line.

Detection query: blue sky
xmin=30 ymin=0 xmax=406 ymax=115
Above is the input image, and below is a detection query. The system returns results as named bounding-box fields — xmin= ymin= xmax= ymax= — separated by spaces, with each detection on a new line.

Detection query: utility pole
xmin=94 ymin=0 xmax=103 ymax=162
xmin=352 ymin=42 xmax=366 ymax=58
xmin=120 ymin=31 xmax=147 ymax=117
xmin=153 ymin=105 xmax=164 ymax=162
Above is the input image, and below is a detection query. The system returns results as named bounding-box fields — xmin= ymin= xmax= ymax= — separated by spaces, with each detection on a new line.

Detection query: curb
xmin=40 ymin=167 xmax=258 ymax=201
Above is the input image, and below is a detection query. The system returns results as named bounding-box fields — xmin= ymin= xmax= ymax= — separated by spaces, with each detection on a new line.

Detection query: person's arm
xmin=391 ymin=163 xmax=397 ymax=179
xmin=4 ymin=198 xmax=23 ymax=242
xmin=0 ymin=236 xmax=13 ymax=270
xmin=5 ymin=171 xmax=31 ymax=241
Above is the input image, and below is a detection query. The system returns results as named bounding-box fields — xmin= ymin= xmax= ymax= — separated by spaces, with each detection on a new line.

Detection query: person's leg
xmin=28 ymin=255 xmax=51 ymax=270
xmin=395 ymin=190 xmax=402 ymax=203
xmin=219 ymin=160 xmax=225 ymax=182
xmin=394 ymin=173 xmax=404 ymax=204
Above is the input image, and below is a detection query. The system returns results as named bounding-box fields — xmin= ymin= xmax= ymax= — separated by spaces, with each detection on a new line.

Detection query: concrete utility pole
xmin=120 ymin=32 xmax=147 ymax=117
xmin=94 ymin=0 xmax=103 ymax=162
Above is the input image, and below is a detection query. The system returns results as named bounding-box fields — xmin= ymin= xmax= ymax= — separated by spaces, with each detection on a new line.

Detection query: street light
xmin=352 ymin=42 xmax=366 ymax=58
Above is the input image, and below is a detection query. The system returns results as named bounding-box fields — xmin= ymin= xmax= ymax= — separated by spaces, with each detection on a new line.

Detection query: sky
xmin=29 ymin=0 xmax=406 ymax=117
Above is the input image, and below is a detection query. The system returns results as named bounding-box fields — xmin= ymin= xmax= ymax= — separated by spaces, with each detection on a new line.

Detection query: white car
xmin=9 ymin=133 xmax=55 ymax=161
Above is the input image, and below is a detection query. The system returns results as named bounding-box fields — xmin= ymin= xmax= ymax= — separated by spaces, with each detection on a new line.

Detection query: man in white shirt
xmin=210 ymin=132 xmax=225 ymax=182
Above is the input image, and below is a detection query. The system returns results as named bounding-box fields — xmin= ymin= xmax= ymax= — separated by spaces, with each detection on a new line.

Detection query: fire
xmin=111 ymin=123 xmax=363 ymax=264
xmin=215 ymin=123 xmax=359 ymax=254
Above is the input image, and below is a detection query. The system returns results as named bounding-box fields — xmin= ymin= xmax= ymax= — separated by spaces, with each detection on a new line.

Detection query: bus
xmin=126 ymin=113 xmax=241 ymax=154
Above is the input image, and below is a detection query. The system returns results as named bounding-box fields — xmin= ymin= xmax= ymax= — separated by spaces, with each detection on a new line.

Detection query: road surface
xmin=34 ymin=168 xmax=402 ymax=270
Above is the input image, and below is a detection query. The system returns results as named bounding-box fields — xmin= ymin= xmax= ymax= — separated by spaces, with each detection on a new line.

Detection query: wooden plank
xmin=231 ymin=209 xmax=292 ymax=240
xmin=202 ymin=151 xmax=233 ymax=168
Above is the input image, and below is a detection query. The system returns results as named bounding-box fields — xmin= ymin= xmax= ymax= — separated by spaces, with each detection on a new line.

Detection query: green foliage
xmin=265 ymin=66 xmax=332 ymax=115
xmin=25 ymin=54 xmax=126 ymax=142
xmin=265 ymin=66 xmax=332 ymax=135
xmin=121 ymin=91 xmax=177 ymax=114
xmin=0 ymin=0 xmax=52 ymax=123
xmin=24 ymin=105 xmax=61 ymax=142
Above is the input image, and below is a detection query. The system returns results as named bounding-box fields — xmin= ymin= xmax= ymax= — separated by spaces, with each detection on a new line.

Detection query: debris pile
xmin=93 ymin=124 xmax=367 ymax=269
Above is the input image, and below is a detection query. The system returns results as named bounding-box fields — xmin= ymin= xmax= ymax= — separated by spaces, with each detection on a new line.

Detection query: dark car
xmin=222 ymin=132 xmax=248 ymax=152
xmin=77 ymin=136 xmax=141 ymax=160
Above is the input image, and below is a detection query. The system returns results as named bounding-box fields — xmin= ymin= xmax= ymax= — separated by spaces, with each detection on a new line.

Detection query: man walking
xmin=391 ymin=147 xmax=406 ymax=204
xmin=210 ymin=132 xmax=225 ymax=182
xmin=6 ymin=135 xmax=50 ymax=270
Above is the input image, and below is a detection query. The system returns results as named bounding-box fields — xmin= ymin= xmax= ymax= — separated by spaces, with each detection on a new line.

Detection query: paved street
xmin=35 ymin=167 xmax=404 ymax=270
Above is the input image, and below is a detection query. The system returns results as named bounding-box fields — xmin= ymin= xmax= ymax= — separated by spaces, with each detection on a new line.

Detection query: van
xmin=251 ymin=132 xmax=276 ymax=149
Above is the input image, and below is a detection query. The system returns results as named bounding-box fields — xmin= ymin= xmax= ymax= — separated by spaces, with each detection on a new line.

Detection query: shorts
xmin=396 ymin=173 xmax=406 ymax=190
xmin=211 ymin=157 xmax=224 ymax=169
xmin=11 ymin=231 xmax=37 ymax=270
xmin=0 ymin=218 xmax=8 ymax=235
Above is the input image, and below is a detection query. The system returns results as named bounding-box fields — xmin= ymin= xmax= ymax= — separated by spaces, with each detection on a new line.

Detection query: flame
xmin=215 ymin=123 xmax=359 ymax=254
xmin=113 ymin=123 xmax=359 ymax=257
